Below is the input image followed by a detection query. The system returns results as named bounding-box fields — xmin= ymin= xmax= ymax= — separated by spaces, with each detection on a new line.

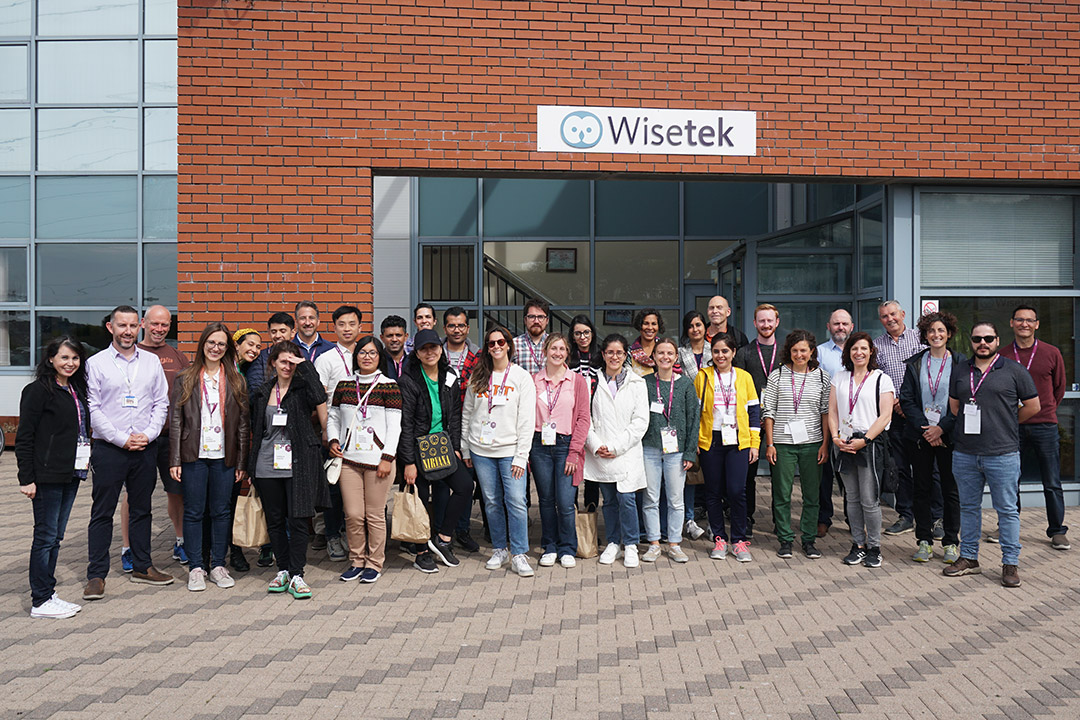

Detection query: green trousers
xmin=771 ymin=443 xmax=822 ymax=544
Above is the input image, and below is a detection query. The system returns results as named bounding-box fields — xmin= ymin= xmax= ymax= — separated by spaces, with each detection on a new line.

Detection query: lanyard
xmin=64 ymin=384 xmax=86 ymax=437
xmin=201 ymin=367 xmax=223 ymax=421
xmin=926 ymin=353 xmax=949 ymax=403
xmin=847 ymin=370 xmax=872 ymax=415
xmin=756 ymin=342 xmax=777 ymax=376
xmin=110 ymin=350 xmax=139 ymax=390
xmin=789 ymin=366 xmax=808 ymax=413
xmin=545 ymin=376 xmax=565 ymax=414
xmin=274 ymin=381 xmax=286 ymax=413
xmin=393 ymin=356 xmax=403 ymax=377
xmin=656 ymin=374 xmax=675 ymax=421
xmin=526 ymin=337 xmax=543 ymax=368
xmin=969 ymin=355 xmax=999 ymax=401
xmin=451 ymin=347 xmax=468 ymax=375
xmin=1012 ymin=340 xmax=1037 ymax=370
xmin=714 ymin=369 xmax=736 ymax=410
xmin=488 ymin=368 xmax=511 ymax=413
xmin=354 ymin=373 xmax=382 ymax=419
xmin=298 ymin=337 xmax=317 ymax=362
xmin=335 ymin=346 xmax=351 ymax=374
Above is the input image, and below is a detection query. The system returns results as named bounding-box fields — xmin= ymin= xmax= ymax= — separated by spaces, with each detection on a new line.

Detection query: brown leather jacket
xmin=169 ymin=373 xmax=250 ymax=471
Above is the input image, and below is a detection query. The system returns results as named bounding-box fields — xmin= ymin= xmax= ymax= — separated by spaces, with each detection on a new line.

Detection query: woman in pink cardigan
xmin=530 ymin=333 xmax=592 ymax=569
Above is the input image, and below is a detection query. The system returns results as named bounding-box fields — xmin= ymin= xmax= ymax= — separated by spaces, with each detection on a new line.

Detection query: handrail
xmin=482 ymin=255 xmax=574 ymax=335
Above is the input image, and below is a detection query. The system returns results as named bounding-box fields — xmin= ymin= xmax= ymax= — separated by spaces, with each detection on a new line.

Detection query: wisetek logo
xmin=538 ymin=106 xmax=756 ymax=157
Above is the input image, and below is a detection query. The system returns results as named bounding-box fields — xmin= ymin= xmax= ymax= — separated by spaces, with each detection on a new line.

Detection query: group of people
xmin=15 ymin=294 xmax=1068 ymax=619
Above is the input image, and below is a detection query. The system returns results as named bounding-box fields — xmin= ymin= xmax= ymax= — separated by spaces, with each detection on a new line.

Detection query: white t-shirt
xmin=831 ymin=369 xmax=894 ymax=440
xmin=198 ymin=371 xmax=226 ymax=460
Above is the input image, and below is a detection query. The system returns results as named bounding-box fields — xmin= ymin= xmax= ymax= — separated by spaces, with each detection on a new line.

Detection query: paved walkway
xmin=3 ymin=463 xmax=1079 ymax=720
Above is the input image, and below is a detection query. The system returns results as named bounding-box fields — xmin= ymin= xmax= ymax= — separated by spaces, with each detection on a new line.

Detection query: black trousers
xmin=416 ymin=465 xmax=474 ymax=540
xmin=908 ymin=439 xmax=960 ymax=546
xmin=254 ymin=476 xmax=310 ymax=577
xmin=87 ymin=441 xmax=157 ymax=579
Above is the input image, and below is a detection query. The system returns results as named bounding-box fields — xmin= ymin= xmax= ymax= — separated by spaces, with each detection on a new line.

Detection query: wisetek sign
xmin=537 ymin=106 xmax=756 ymax=156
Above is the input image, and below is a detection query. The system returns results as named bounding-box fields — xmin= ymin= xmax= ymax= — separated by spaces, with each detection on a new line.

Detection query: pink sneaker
xmin=710 ymin=537 xmax=728 ymax=560
xmin=733 ymin=540 xmax=752 ymax=562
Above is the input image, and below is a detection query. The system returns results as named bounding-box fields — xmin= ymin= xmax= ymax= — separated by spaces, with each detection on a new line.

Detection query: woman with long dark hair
xmin=169 ymin=322 xmax=251 ymax=592
xmin=568 ymin=314 xmax=600 ymax=377
xmin=678 ymin=310 xmax=710 ymax=376
xmin=16 ymin=336 xmax=89 ymax=618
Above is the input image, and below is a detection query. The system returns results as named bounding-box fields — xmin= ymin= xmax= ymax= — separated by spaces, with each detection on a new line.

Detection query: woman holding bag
xmin=327 ymin=335 xmax=402 ymax=584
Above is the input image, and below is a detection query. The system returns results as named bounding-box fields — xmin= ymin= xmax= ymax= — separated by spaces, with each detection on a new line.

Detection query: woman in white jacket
xmin=462 ymin=325 xmax=537 ymax=577
xmin=585 ymin=334 xmax=650 ymax=568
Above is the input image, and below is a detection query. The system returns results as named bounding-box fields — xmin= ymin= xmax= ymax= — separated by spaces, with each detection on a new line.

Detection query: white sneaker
xmin=685 ymin=519 xmax=706 ymax=540
xmin=667 ymin=544 xmax=690 ymax=563
xmin=485 ymin=548 xmax=510 ymax=570
xmin=623 ymin=545 xmax=639 ymax=568
xmin=539 ymin=552 xmax=557 ymax=567
xmin=209 ymin=566 xmax=235 ymax=589
xmin=598 ymin=542 xmax=622 ymax=565
xmin=187 ymin=567 xmax=207 ymax=592
xmin=30 ymin=597 xmax=77 ymax=619
xmin=559 ymin=554 xmax=577 ymax=568
xmin=641 ymin=544 xmax=662 ymax=563
xmin=51 ymin=593 xmax=81 ymax=613
xmin=326 ymin=535 xmax=347 ymax=561
xmin=511 ymin=554 xmax=535 ymax=577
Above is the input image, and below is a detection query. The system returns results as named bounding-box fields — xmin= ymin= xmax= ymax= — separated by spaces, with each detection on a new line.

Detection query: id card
xmin=541 ymin=421 xmax=557 ymax=446
xmin=480 ymin=421 xmax=497 ymax=444
xmin=650 ymin=401 xmax=664 ymax=414
xmin=122 ymin=395 xmax=138 ymax=409
xmin=925 ymin=407 xmax=942 ymax=425
xmin=490 ymin=394 xmax=508 ymax=406
xmin=273 ymin=442 xmax=292 ymax=470
xmin=840 ymin=416 xmax=855 ymax=439
xmin=786 ymin=418 xmax=810 ymax=445
xmin=201 ymin=426 xmax=223 ymax=453
xmin=75 ymin=439 xmax=91 ymax=471
xmin=963 ymin=403 xmax=981 ymax=435
xmin=272 ymin=412 xmax=288 ymax=426
xmin=661 ymin=426 xmax=679 ymax=453
xmin=355 ymin=426 xmax=376 ymax=452
xmin=721 ymin=414 xmax=738 ymax=446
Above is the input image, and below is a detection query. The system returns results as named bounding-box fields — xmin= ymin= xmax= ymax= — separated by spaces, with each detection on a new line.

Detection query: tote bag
xmin=232 ymin=485 xmax=270 ymax=548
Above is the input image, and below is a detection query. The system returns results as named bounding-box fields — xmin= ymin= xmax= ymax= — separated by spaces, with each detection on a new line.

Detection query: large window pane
xmin=758 ymin=254 xmax=852 ymax=294
xmin=38 ymin=0 xmax=139 ymax=36
xmin=144 ymin=108 xmax=177 ymax=171
xmin=685 ymin=182 xmax=769 ymax=237
xmin=596 ymin=308 xmax=680 ymax=347
xmin=595 ymin=241 xmax=678 ymax=306
xmin=811 ymin=184 xmax=856 ymax=220
xmin=143 ymin=243 xmax=176 ymax=305
xmin=0 ymin=177 xmax=29 ymax=238
xmin=144 ymin=0 xmax=177 ymax=34
xmin=483 ymin=179 xmax=589 ymax=237
xmin=421 ymin=244 xmax=474 ymax=303
xmin=0 ymin=45 xmax=28 ymax=101
xmin=760 ymin=218 xmax=852 ymax=249
xmin=859 ymin=204 xmax=883 ymax=289
xmin=685 ymin=239 xmax=734 ymax=280
xmin=483 ymin=241 xmax=589 ymax=306
xmin=37 ymin=310 xmax=112 ymax=357
xmin=769 ymin=303 xmax=837 ymax=342
xmin=144 ymin=175 xmax=177 ymax=238
xmin=857 ymin=298 xmax=883 ymax=337
xmin=38 ymin=108 xmax=138 ymax=171
xmin=1056 ymin=400 xmax=1077 ymax=484
xmin=36 ymin=176 xmax=137 ymax=239
xmin=595 ymin=181 xmax=678 ymax=237
xmin=0 ymin=310 xmax=30 ymax=366
xmin=0 ymin=246 xmax=27 ymax=302
xmin=38 ymin=41 xmax=138 ymax=104
xmin=0 ymin=0 xmax=31 ymax=35
xmin=418 ymin=177 xmax=477 ymax=236
xmin=37 ymin=243 xmax=137 ymax=306
xmin=144 ymin=40 xmax=178 ymax=104
xmin=0 ymin=109 xmax=31 ymax=171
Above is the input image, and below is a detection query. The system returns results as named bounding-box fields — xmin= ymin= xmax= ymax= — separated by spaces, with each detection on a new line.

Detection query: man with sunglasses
xmin=1009 ymin=305 xmax=1069 ymax=551
xmin=945 ymin=322 xmax=1040 ymax=588
xmin=513 ymin=299 xmax=550 ymax=375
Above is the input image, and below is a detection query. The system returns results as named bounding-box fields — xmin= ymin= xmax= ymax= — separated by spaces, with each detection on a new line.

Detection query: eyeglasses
xmin=488 ymin=338 xmax=508 ymax=348
xmin=572 ymin=330 xmax=592 ymax=338
xmin=971 ymin=335 xmax=997 ymax=344
xmin=445 ymin=323 xmax=468 ymax=330
xmin=356 ymin=350 xmax=380 ymax=358
xmin=205 ymin=341 xmax=228 ymax=350
xmin=603 ymin=350 xmax=625 ymax=358
xmin=1012 ymin=317 xmax=1037 ymax=324
xmin=525 ymin=314 xmax=548 ymax=322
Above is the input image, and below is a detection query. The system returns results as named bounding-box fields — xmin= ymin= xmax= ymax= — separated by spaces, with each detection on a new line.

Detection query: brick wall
xmin=178 ymin=0 xmax=1080 ymax=344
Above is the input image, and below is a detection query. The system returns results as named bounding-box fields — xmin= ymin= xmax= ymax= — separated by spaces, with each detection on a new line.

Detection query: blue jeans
xmin=953 ymin=451 xmax=1022 ymax=565
xmin=181 ymin=458 xmax=236 ymax=571
xmin=30 ymin=481 xmax=80 ymax=606
xmin=1019 ymin=423 xmax=1068 ymax=538
xmin=530 ymin=434 xmax=578 ymax=557
xmin=472 ymin=454 xmax=529 ymax=556
xmin=643 ymin=446 xmax=686 ymax=544
xmin=599 ymin=482 xmax=639 ymax=547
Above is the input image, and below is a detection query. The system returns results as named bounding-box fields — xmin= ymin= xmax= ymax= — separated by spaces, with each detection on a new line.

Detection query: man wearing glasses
xmin=1009 ymin=305 xmax=1069 ymax=551
xmin=443 ymin=307 xmax=480 ymax=394
xmin=945 ymin=322 xmax=1040 ymax=588
xmin=513 ymin=299 xmax=550 ymax=375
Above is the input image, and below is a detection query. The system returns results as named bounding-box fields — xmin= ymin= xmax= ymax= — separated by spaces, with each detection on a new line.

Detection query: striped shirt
xmin=873 ymin=328 xmax=925 ymax=391
xmin=760 ymin=366 xmax=832 ymax=444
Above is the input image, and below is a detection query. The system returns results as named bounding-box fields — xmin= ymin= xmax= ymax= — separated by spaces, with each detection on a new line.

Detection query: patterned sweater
xmin=327 ymin=372 xmax=403 ymax=470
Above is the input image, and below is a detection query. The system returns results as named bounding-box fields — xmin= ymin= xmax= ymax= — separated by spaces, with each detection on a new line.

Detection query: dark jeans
xmin=530 ymin=433 xmax=578 ymax=557
xmin=324 ymin=480 xmax=344 ymax=538
xmin=254 ymin=476 xmax=310 ymax=577
xmin=818 ymin=452 xmax=842 ymax=526
xmin=909 ymin=439 xmax=960 ymax=546
xmin=887 ymin=418 xmax=915 ymax=521
xmin=416 ymin=464 xmax=474 ymax=539
xmin=87 ymin=441 xmax=158 ymax=579
xmin=181 ymin=458 xmax=235 ymax=571
xmin=1019 ymin=423 xmax=1068 ymax=538
xmin=30 ymin=481 xmax=80 ymax=606
xmin=699 ymin=435 xmax=750 ymax=543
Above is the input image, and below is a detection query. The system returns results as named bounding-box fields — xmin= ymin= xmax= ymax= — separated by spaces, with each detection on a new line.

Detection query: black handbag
xmin=416 ymin=431 xmax=458 ymax=481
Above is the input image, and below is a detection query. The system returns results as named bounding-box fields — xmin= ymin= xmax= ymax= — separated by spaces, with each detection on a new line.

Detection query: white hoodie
xmin=584 ymin=369 xmax=649 ymax=493
xmin=461 ymin=363 xmax=536 ymax=470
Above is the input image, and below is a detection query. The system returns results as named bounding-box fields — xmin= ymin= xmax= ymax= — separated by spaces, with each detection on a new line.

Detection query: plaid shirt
xmin=873 ymin=327 xmax=926 ymax=391
xmin=513 ymin=333 xmax=547 ymax=375
xmin=444 ymin=341 xmax=480 ymax=402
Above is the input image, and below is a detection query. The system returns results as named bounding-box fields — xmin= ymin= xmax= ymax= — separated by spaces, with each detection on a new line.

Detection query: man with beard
xmin=705 ymin=295 xmax=749 ymax=349
xmin=380 ymin=315 xmax=408 ymax=380
xmin=734 ymin=303 xmax=780 ymax=533
xmin=513 ymin=298 xmax=549 ymax=375
xmin=814 ymin=308 xmax=853 ymax=536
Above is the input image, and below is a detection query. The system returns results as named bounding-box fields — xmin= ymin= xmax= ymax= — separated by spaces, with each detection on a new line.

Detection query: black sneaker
xmin=883 ymin=517 xmax=914 ymax=535
xmin=428 ymin=537 xmax=460 ymax=567
xmin=413 ymin=551 xmax=439 ymax=574
xmin=256 ymin=545 xmax=274 ymax=567
xmin=455 ymin=530 xmax=480 ymax=553
xmin=802 ymin=542 xmax=822 ymax=559
xmin=229 ymin=546 xmax=250 ymax=573
xmin=863 ymin=546 xmax=882 ymax=568
xmin=776 ymin=542 xmax=794 ymax=559
xmin=932 ymin=518 xmax=945 ymax=541
xmin=401 ymin=541 xmax=420 ymax=555
xmin=842 ymin=544 xmax=866 ymax=565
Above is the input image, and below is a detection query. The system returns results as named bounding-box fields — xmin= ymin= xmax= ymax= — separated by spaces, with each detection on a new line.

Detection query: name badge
xmin=786 ymin=419 xmax=810 ymax=445
xmin=75 ymin=439 xmax=92 ymax=471
xmin=480 ymin=421 xmax=497 ymax=444
xmin=661 ymin=426 xmax=679 ymax=454
xmin=490 ymin=394 xmax=508 ymax=406
xmin=201 ymin=426 xmax=223 ymax=453
xmin=925 ymin=407 xmax=942 ymax=425
xmin=541 ymin=421 xmax=557 ymax=446
xmin=963 ymin=403 xmax=981 ymax=435
xmin=840 ymin=416 xmax=855 ymax=439
xmin=122 ymin=395 xmax=138 ymax=409
xmin=445 ymin=374 xmax=456 ymax=388
xmin=720 ymin=414 xmax=738 ymax=446
xmin=650 ymin=401 xmax=665 ymax=414
xmin=272 ymin=412 xmax=288 ymax=426
xmin=273 ymin=442 xmax=292 ymax=470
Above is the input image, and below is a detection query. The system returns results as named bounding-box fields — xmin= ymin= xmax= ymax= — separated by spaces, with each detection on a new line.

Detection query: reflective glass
xmin=685 ymin=182 xmax=769 ymax=237
xmin=0 ymin=310 xmax=30 ymax=366
xmin=684 ymin=239 xmax=734 ymax=280
xmin=0 ymin=176 xmax=29 ymax=237
xmin=595 ymin=180 xmax=678 ymax=237
xmin=758 ymin=254 xmax=852 ymax=294
xmin=37 ymin=243 xmax=137 ymax=306
xmin=483 ymin=179 xmax=589 ymax=237
xmin=859 ymin=204 xmax=883 ymax=289
xmin=38 ymin=41 xmax=138 ymax=104
xmin=37 ymin=108 xmax=138 ymax=171
xmin=1055 ymin=400 xmax=1077 ymax=484
xmin=37 ymin=310 xmax=112 ymax=357
xmin=144 ymin=40 xmax=178 ymax=103
xmin=421 ymin=244 xmax=474 ymax=303
xmin=595 ymin=241 xmax=678 ymax=307
xmin=143 ymin=175 xmax=177 ymax=238
xmin=595 ymin=308 xmax=679 ymax=348
xmin=36 ymin=176 xmax=137 ymax=239
xmin=144 ymin=107 xmax=177 ymax=171
xmin=418 ymin=177 xmax=477 ymax=236
xmin=0 ymin=0 xmax=31 ymax=35
xmin=0 ymin=109 xmax=30 ymax=171
xmin=770 ymin=303 xmax=835 ymax=344
xmin=37 ymin=0 xmax=139 ymax=36
xmin=760 ymin=218 xmax=852 ymax=249
xmin=144 ymin=0 xmax=178 ymax=34
xmin=483 ymin=241 xmax=589 ymax=306
xmin=143 ymin=243 xmax=176 ymax=305
xmin=811 ymin=184 xmax=856 ymax=220
xmin=857 ymin=298 xmax=883 ymax=337
xmin=0 ymin=246 xmax=27 ymax=301
xmin=0 ymin=45 xmax=28 ymax=101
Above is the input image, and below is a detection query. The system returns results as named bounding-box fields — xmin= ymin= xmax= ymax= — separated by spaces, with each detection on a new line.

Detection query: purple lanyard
xmin=656 ymin=374 xmax=675 ymax=421
xmin=756 ymin=342 xmax=777 ymax=376
xmin=335 ymin=347 xmax=350 ymax=373
xmin=453 ymin=349 xmax=467 ymax=375
xmin=201 ymin=371 xmax=220 ymax=420
xmin=847 ymin=370 xmax=872 ymax=415
xmin=65 ymin=384 xmax=86 ymax=437
xmin=354 ymin=373 xmax=381 ymax=419
xmin=715 ymin=369 xmax=736 ymax=410
xmin=488 ymin=368 xmax=510 ymax=413
xmin=926 ymin=354 xmax=948 ymax=401
xmin=274 ymin=382 xmax=285 ymax=412
xmin=969 ymin=355 xmax=999 ymax=400
xmin=789 ymin=367 xmax=808 ymax=413
xmin=526 ymin=339 xmax=542 ymax=368
xmin=545 ymin=377 xmax=564 ymax=415
xmin=1012 ymin=340 xmax=1037 ymax=370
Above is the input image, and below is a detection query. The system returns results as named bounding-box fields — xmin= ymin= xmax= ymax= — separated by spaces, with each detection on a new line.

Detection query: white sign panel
xmin=537 ymin=106 xmax=757 ymax=156
xmin=921 ymin=299 xmax=939 ymax=316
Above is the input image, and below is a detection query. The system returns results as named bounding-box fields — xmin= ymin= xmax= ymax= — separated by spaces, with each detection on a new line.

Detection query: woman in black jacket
xmin=397 ymin=329 xmax=474 ymax=574
xmin=898 ymin=311 xmax=965 ymax=566
xmin=16 ymin=336 xmax=89 ymax=619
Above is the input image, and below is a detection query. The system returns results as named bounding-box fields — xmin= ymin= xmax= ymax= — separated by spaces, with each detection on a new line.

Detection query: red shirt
xmin=1011 ymin=339 xmax=1065 ymax=424
xmin=138 ymin=342 xmax=192 ymax=432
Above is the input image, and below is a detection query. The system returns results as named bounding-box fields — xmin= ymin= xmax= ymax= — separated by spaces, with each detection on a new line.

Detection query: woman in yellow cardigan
xmin=695 ymin=333 xmax=761 ymax=563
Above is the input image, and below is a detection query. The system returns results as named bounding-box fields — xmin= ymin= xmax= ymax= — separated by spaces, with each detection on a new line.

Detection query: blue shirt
xmin=816 ymin=340 xmax=845 ymax=379
xmin=294 ymin=332 xmax=335 ymax=363
xmin=920 ymin=353 xmax=952 ymax=416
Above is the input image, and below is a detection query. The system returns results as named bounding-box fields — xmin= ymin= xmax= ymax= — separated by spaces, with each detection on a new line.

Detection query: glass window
xmin=37 ymin=0 xmax=139 ymax=36
xmin=144 ymin=0 xmax=178 ymax=35
xmin=421 ymin=244 xmax=474 ymax=303
xmin=37 ymin=243 xmax=137 ymax=306
xmin=810 ymin=184 xmax=855 ymax=220
xmin=144 ymin=175 xmax=177 ymax=238
xmin=595 ymin=180 xmax=678 ymax=237
xmin=770 ymin=303 xmax=836 ymax=343
xmin=0 ymin=0 xmax=31 ymax=35
xmin=37 ymin=310 xmax=112 ymax=357
xmin=483 ymin=241 xmax=589 ymax=306
xmin=0 ymin=109 xmax=31 ymax=171
xmin=0 ymin=310 xmax=30 ymax=366
xmin=0 ymin=45 xmax=28 ymax=101
xmin=684 ymin=182 xmax=769 ymax=237
xmin=857 ymin=298 xmax=883 ymax=337
xmin=759 ymin=218 xmax=852 ymax=249
xmin=483 ymin=179 xmax=589 ymax=237
xmin=595 ymin=308 xmax=680 ymax=347
xmin=0 ymin=246 xmax=27 ymax=302
xmin=758 ymin=254 xmax=852 ymax=295
xmin=38 ymin=41 xmax=139 ymax=104
xmin=144 ymin=40 xmax=178 ymax=104
xmin=37 ymin=176 xmax=137 ymax=239
xmin=1055 ymin=399 xmax=1077 ymax=484
xmin=418 ymin=177 xmax=477 ymax=236
xmin=144 ymin=107 xmax=177 ymax=171
xmin=37 ymin=108 xmax=138 ymax=171
xmin=684 ymin=239 xmax=734 ymax=280
xmin=0 ymin=176 xmax=29 ymax=238
xmin=143 ymin=243 xmax=176 ymax=306
xmin=595 ymin=241 xmax=678 ymax=306
xmin=859 ymin=204 xmax=883 ymax=289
